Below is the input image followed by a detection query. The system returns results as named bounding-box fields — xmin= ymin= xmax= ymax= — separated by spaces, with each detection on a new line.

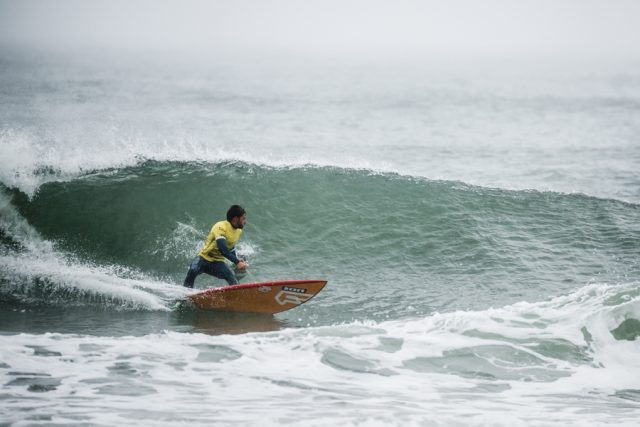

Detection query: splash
xmin=0 ymin=191 xmax=187 ymax=310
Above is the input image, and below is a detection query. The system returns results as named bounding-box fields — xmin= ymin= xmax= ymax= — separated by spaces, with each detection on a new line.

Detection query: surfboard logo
xmin=275 ymin=289 xmax=314 ymax=306
xmin=283 ymin=286 xmax=307 ymax=293
xmin=258 ymin=286 xmax=272 ymax=293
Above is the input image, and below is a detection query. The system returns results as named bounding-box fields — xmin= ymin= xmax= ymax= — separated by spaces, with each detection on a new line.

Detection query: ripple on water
xmin=193 ymin=344 xmax=242 ymax=363
xmin=5 ymin=372 xmax=61 ymax=392
xmin=321 ymin=347 xmax=396 ymax=377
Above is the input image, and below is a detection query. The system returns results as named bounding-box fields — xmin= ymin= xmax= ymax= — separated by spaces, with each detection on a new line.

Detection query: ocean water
xmin=1 ymin=51 xmax=639 ymax=426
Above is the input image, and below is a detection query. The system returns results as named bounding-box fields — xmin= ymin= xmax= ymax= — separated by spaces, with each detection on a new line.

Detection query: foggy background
xmin=1 ymin=0 xmax=640 ymax=61
xmin=1 ymin=0 xmax=639 ymax=203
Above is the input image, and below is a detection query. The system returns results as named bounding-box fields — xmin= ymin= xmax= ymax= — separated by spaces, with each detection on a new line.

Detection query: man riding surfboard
xmin=183 ymin=205 xmax=247 ymax=288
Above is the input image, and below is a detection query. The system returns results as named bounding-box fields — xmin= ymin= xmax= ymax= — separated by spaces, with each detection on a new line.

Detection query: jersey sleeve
xmin=212 ymin=222 xmax=227 ymax=241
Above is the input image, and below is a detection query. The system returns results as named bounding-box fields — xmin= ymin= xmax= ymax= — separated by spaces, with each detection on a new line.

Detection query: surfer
xmin=183 ymin=205 xmax=247 ymax=288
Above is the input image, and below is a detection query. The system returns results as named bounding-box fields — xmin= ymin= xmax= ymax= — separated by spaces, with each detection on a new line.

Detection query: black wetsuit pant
xmin=183 ymin=256 xmax=238 ymax=287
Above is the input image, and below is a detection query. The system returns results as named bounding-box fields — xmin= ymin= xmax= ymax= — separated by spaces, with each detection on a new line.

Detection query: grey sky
xmin=1 ymin=0 xmax=639 ymax=59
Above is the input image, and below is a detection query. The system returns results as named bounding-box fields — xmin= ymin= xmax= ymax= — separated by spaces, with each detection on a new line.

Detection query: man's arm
xmin=216 ymin=238 xmax=241 ymax=265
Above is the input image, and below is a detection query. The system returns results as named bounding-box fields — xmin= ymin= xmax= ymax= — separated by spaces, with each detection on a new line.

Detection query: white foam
xmin=150 ymin=219 xmax=202 ymax=261
xmin=236 ymin=241 xmax=259 ymax=258
xmin=2 ymin=283 xmax=638 ymax=426
xmin=0 ymin=252 xmax=188 ymax=310
xmin=0 ymin=190 xmax=54 ymax=254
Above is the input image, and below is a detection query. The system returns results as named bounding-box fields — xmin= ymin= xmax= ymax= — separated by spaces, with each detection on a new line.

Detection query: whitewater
xmin=1 ymin=50 xmax=640 ymax=426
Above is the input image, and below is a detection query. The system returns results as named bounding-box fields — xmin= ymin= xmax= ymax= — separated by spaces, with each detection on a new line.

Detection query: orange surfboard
xmin=189 ymin=280 xmax=327 ymax=314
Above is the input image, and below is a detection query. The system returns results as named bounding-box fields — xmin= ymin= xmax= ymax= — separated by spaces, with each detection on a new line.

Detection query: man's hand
xmin=236 ymin=259 xmax=247 ymax=270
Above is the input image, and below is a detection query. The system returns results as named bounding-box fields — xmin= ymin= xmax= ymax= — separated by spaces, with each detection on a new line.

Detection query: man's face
xmin=233 ymin=213 xmax=247 ymax=229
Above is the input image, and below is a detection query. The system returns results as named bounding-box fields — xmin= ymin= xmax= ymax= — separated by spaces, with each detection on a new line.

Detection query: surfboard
xmin=188 ymin=280 xmax=327 ymax=314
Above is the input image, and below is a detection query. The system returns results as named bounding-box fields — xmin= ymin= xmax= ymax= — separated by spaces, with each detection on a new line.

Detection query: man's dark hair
xmin=227 ymin=205 xmax=246 ymax=222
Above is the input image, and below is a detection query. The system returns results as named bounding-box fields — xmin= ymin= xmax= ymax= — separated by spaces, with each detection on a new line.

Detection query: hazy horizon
xmin=1 ymin=0 xmax=640 ymax=62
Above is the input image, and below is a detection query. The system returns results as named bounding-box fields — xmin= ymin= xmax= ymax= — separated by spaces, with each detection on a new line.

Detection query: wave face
xmin=1 ymin=161 xmax=639 ymax=325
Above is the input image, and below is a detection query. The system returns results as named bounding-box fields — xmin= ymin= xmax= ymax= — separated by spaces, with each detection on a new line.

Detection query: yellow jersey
xmin=198 ymin=220 xmax=243 ymax=262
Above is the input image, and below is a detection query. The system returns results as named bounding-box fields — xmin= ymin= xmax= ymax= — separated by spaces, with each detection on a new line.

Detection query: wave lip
xmin=0 ymin=128 xmax=393 ymax=198
xmin=2 ymin=123 xmax=639 ymax=205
